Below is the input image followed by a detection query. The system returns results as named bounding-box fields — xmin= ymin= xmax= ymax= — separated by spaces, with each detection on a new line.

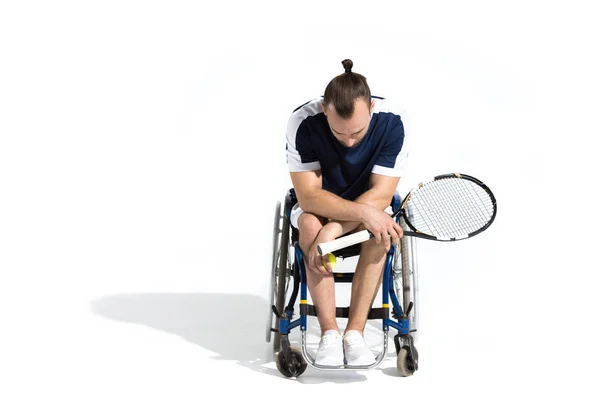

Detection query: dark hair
xmin=323 ymin=59 xmax=372 ymax=119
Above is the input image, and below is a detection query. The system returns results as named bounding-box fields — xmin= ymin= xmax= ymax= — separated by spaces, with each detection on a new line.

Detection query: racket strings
xmin=445 ymin=178 xmax=493 ymax=233
xmin=438 ymin=179 xmax=490 ymax=230
xmin=463 ymin=179 xmax=495 ymax=216
xmin=444 ymin=179 xmax=492 ymax=234
xmin=416 ymin=185 xmax=471 ymax=238
xmin=432 ymin=182 xmax=469 ymax=237
xmin=413 ymin=187 xmax=457 ymax=238
xmin=461 ymin=180 xmax=494 ymax=222
xmin=408 ymin=192 xmax=475 ymax=239
xmin=405 ymin=177 xmax=494 ymax=239
xmin=428 ymin=181 xmax=474 ymax=236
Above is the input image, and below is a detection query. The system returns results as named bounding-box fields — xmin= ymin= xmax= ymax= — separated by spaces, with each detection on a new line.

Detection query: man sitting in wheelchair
xmin=285 ymin=59 xmax=409 ymax=366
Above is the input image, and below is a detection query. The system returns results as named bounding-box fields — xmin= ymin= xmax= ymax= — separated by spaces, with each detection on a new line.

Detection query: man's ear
xmin=370 ymin=100 xmax=375 ymax=114
xmin=321 ymin=101 xmax=327 ymax=116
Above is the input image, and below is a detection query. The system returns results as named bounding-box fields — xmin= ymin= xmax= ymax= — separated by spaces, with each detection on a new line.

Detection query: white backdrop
xmin=1 ymin=0 xmax=599 ymax=398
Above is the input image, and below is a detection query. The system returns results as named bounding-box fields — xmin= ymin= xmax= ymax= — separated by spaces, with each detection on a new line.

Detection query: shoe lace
xmin=320 ymin=334 xmax=342 ymax=348
xmin=344 ymin=334 xmax=365 ymax=350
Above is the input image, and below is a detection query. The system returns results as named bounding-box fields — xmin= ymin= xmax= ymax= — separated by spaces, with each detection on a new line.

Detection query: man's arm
xmin=290 ymin=170 xmax=368 ymax=223
xmin=319 ymin=173 xmax=401 ymax=239
xmin=292 ymin=169 xmax=403 ymax=249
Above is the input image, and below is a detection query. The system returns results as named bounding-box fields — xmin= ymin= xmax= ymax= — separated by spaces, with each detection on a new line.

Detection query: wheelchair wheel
xmin=397 ymin=346 xmax=418 ymax=377
xmin=276 ymin=347 xmax=307 ymax=378
xmin=265 ymin=200 xmax=292 ymax=352
xmin=273 ymin=206 xmax=291 ymax=352
xmin=398 ymin=218 xmax=419 ymax=342
xmin=266 ymin=201 xmax=282 ymax=344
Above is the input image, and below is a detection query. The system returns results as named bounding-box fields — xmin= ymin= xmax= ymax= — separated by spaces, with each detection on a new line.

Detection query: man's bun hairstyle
xmin=342 ymin=59 xmax=353 ymax=73
xmin=323 ymin=59 xmax=372 ymax=119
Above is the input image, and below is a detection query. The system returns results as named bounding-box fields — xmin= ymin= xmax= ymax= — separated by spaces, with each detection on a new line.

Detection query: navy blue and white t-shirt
xmin=286 ymin=96 xmax=408 ymax=201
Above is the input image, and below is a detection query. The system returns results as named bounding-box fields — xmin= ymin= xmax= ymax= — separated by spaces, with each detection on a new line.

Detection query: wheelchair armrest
xmin=284 ymin=189 xmax=298 ymax=219
xmin=391 ymin=191 xmax=401 ymax=213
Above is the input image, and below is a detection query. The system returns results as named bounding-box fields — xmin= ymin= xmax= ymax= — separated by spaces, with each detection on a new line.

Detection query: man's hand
xmin=307 ymin=228 xmax=337 ymax=275
xmin=360 ymin=204 xmax=404 ymax=250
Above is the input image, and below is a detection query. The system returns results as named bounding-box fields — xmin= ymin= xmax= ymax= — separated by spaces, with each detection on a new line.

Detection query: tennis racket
xmin=317 ymin=173 xmax=497 ymax=255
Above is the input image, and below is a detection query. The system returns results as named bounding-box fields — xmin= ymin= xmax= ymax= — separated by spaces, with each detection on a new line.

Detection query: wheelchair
xmin=266 ymin=188 xmax=420 ymax=378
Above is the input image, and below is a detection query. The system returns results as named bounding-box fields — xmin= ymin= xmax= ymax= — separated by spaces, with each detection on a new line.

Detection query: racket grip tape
xmin=317 ymin=230 xmax=372 ymax=256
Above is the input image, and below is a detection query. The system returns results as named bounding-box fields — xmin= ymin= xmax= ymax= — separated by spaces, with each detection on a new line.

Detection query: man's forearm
xmin=317 ymin=188 xmax=393 ymax=239
xmin=300 ymin=188 xmax=367 ymax=223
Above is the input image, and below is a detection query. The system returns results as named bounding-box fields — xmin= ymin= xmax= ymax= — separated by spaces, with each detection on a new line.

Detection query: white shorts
xmin=290 ymin=203 xmax=393 ymax=229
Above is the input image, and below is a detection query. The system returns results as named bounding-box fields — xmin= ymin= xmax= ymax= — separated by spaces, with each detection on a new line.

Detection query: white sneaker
xmin=315 ymin=330 xmax=344 ymax=366
xmin=343 ymin=330 xmax=376 ymax=366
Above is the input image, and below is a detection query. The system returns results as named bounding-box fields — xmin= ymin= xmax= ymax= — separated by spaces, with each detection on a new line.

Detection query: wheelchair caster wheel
xmin=397 ymin=346 xmax=418 ymax=377
xmin=276 ymin=347 xmax=307 ymax=378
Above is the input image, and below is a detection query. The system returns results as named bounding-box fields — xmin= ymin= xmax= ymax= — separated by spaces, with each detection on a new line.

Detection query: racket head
xmin=400 ymin=173 xmax=497 ymax=241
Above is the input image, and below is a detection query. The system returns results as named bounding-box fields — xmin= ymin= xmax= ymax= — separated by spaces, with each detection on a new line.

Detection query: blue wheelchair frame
xmin=273 ymin=188 xmax=418 ymax=374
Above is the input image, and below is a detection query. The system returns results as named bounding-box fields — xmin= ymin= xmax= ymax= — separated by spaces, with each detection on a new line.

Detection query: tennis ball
xmin=322 ymin=253 xmax=336 ymax=270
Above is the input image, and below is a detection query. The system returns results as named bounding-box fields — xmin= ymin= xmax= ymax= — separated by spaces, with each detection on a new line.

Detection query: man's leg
xmin=346 ymin=235 xmax=388 ymax=334
xmin=297 ymin=212 xmax=339 ymax=335
xmin=298 ymin=212 xmax=344 ymax=366
xmin=343 ymin=228 xmax=388 ymax=366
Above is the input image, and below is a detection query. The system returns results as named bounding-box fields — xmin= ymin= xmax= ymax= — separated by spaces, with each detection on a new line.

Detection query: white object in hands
xmin=317 ymin=230 xmax=371 ymax=256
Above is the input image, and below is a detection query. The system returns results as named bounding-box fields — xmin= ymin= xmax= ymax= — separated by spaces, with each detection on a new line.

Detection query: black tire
xmin=399 ymin=218 xmax=419 ymax=342
xmin=276 ymin=347 xmax=307 ymax=378
xmin=266 ymin=202 xmax=281 ymax=344
xmin=400 ymin=227 xmax=412 ymax=321
xmin=273 ymin=212 xmax=291 ymax=352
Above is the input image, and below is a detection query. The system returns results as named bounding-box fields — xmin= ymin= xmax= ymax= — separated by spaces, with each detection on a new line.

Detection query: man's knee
xmin=298 ymin=212 xmax=326 ymax=248
xmin=360 ymin=228 xmax=390 ymax=260
xmin=352 ymin=222 xmax=366 ymax=233
xmin=298 ymin=212 xmax=325 ymax=235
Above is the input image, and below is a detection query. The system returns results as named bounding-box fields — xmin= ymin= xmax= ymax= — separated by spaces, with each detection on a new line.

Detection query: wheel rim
xmin=266 ymin=202 xmax=282 ymax=343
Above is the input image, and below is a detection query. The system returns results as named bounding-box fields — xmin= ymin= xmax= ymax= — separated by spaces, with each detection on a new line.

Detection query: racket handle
xmin=317 ymin=230 xmax=372 ymax=256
